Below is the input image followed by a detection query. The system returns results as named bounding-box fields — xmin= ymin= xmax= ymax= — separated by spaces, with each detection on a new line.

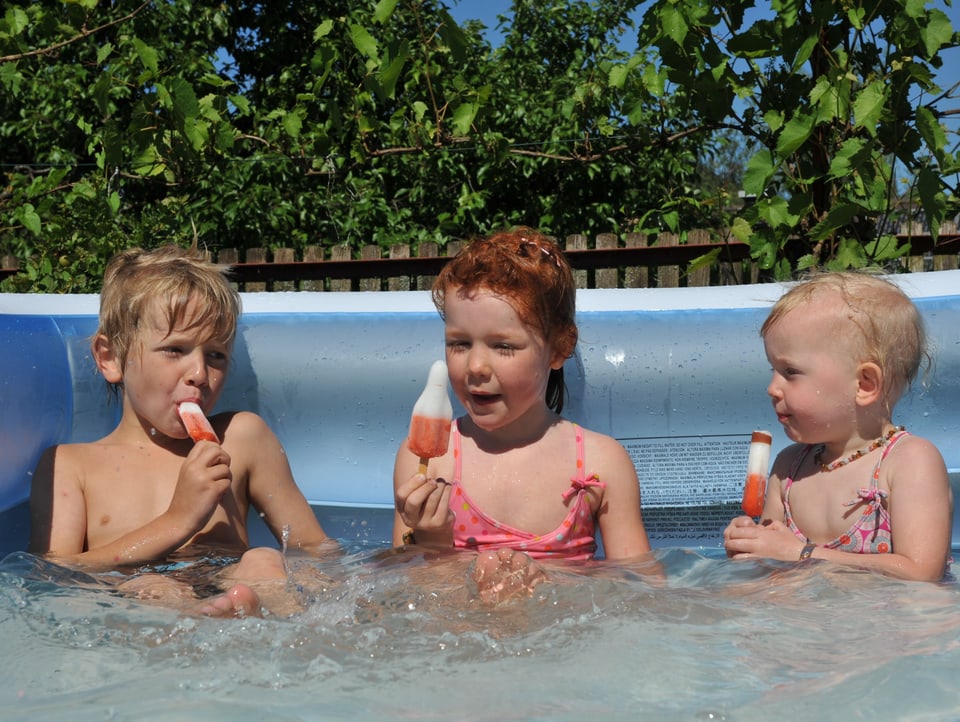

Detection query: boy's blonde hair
xmin=95 ymin=246 xmax=240 ymax=389
xmin=762 ymin=272 xmax=929 ymax=403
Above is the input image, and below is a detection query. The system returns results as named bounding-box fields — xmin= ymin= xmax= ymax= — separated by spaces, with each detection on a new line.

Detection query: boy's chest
xmin=79 ymin=448 xmax=236 ymax=548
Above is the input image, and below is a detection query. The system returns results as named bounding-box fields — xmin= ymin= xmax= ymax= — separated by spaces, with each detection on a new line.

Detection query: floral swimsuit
xmin=782 ymin=430 xmax=908 ymax=553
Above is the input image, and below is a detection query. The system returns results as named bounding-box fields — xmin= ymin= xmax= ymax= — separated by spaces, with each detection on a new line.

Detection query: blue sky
xmin=446 ymin=0 xmax=960 ymax=134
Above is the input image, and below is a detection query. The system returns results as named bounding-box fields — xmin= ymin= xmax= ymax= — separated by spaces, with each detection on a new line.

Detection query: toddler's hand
xmin=724 ymin=516 xmax=805 ymax=562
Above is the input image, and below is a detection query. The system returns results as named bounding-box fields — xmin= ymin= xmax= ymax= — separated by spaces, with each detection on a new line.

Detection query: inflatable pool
xmin=2 ymin=270 xmax=959 ymax=552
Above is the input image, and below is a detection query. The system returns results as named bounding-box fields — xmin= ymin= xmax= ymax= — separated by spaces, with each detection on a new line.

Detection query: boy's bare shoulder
xmin=214 ymin=410 xmax=273 ymax=440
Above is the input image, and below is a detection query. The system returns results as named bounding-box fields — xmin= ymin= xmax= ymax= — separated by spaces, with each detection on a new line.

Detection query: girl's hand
xmin=167 ymin=441 xmax=232 ymax=533
xmin=723 ymin=516 xmax=805 ymax=562
xmin=394 ymin=473 xmax=453 ymax=539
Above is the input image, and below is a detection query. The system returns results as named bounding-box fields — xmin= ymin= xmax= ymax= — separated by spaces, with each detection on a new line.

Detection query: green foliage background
xmin=1 ymin=0 xmax=958 ymax=292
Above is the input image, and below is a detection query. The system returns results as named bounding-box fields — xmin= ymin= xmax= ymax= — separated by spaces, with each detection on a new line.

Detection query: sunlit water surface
xmin=2 ymin=543 xmax=960 ymax=722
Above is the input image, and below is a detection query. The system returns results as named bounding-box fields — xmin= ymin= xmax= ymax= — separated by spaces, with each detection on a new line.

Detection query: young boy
xmin=28 ymin=245 xmax=331 ymax=616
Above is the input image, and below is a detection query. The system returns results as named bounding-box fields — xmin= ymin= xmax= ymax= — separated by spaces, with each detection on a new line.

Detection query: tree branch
xmin=0 ymin=1 xmax=152 ymax=64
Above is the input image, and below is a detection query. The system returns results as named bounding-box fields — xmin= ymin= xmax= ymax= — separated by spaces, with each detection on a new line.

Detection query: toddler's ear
xmin=92 ymin=334 xmax=123 ymax=383
xmin=855 ymin=361 xmax=883 ymax=405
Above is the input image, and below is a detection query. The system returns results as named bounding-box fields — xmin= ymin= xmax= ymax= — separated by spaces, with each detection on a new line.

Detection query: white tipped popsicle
xmin=178 ymin=401 xmax=218 ymax=443
xmin=407 ymin=360 xmax=453 ymax=475
xmin=741 ymin=430 xmax=772 ymax=517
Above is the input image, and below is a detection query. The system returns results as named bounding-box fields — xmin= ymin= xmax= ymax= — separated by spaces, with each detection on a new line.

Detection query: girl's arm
xmin=591 ymin=434 xmax=652 ymax=560
xmin=231 ymin=411 xmax=332 ymax=552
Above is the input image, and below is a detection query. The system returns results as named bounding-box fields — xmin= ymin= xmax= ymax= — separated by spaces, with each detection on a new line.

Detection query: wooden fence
xmin=2 ymin=226 xmax=959 ymax=291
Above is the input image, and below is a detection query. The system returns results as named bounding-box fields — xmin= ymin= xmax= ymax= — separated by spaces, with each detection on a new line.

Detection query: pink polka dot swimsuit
xmin=449 ymin=420 xmax=605 ymax=560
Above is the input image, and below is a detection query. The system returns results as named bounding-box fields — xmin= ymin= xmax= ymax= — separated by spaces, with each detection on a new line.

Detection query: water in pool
xmin=2 ymin=523 xmax=960 ymax=722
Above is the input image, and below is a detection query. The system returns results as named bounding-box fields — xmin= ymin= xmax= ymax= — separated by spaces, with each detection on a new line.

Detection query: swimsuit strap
xmin=782 ymin=444 xmax=816 ymax=496
xmin=453 ymin=420 xmax=605 ymax=501
xmin=452 ymin=418 xmax=463 ymax=482
xmin=562 ymin=423 xmax=605 ymax=502
xmin=842 ymin=429 xmax=909 ymax=508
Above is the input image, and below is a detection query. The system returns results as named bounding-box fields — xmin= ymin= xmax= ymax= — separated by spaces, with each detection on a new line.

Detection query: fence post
xmin=655 ymin=232 xmax=679 ymax=288
xmin=416 ymin=242 xmax=439 ymax=291
xmin=686 ymin=229 xmax=711 ymax=287
xmin=330 ymin=245 xmax=352 ymax=291
xmin=302 ymin=245 xmax=325 ymax=291
xmin=360 ymin=245 xmax=382 ymax=291
xmin=564 ymin=234 xmax=589 ymax=289
xmin=273 ymin=247 xmax=296 ymax=292
xmin=594 ymin=233 xmax=618 ymax=289
xmin=624 ymin=232 xmax=648 ymax=288
xmin=245 ymin=248 xmax=267 ymax=292
xmin=217 ymin=248 xmax=240 ymax=290
xmin=388 ymin=243 xmax=411 ymax=291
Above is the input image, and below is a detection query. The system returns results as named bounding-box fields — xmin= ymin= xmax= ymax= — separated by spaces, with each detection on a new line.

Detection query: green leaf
xmin=742 ymin=148 xmax=775 ymax=197
xmin=313 ymin=18 xmax=334 ymax=40
xmin=920 ymin=9 xmax=953 ymax=57
xmin=827 ymin=137 xmax=869 ymax=179
xmin=730 ymin=217 xmax=752 ymax=242
xmin=775 ymin=112 xmax=815 ymax=156
xmin=808 ymin=203 xmax=859 ymax=241
xmin=451 ymin=103 xmax=477 ymax=137
xmin=916 ymin=106 xmax=946 ymax=154
xmin=852 ymin=81 xmax=885 ymax=136
xmin=132 ymin=38 xmax=159 ymax=76
xmin=659 ymin=5 xmax=689 ymax=45
xmin=96 ymin=42 xmax=113 ymax=65
xmin=373 ymin=0 xmax=400 ymax=24
xmin=349 ymin=23 xmax=379 ymax=61
xmin=283 ymin=111 xmax=302 ymax=139
xmin=19 ymin=204 xmax=41 ymax=235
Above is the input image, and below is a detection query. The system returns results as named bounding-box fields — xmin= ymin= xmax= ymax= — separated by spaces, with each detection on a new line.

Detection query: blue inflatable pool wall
xmin=3 ymin=271 xmax=959 ymax=550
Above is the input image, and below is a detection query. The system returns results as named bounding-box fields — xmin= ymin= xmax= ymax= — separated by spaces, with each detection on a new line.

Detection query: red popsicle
xmin=741 ymin=430 xmax=771 ymax=517
xmin=178 ymin=401 xmax=219 ymax=443
xmin=407 ymin=360 xmax=453 ymax=475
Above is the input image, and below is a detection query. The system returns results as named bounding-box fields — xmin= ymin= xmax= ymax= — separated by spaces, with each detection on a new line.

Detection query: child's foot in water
xmin=470 ymin=548 xmax=547 ymax=605
xmin=195 ymin=583 xmax=262 ymax=618
xmin=118 ymin=574 xmax=263 ymax=618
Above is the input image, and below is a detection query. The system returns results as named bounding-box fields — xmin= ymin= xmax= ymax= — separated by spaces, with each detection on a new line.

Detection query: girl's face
xmin=118 ymin=298 xmax=232 ymax=439
xmin=443 ymin=287 xmax=565 ymax=434
xmin=763 ymin=298 xmax=861 ymax=445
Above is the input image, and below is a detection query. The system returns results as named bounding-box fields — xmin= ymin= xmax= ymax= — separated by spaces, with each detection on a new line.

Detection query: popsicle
xmin=178 ymin=401 xmax=219 ymax=443
xmin=741 ymin=430 xmax=772 ymax=517
xmin=407 ymin=360 xmax=453 ymax=475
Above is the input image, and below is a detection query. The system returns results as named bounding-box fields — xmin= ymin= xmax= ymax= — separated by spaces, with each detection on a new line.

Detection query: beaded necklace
xmin=814 ymin=426 xmax=905 ymax=472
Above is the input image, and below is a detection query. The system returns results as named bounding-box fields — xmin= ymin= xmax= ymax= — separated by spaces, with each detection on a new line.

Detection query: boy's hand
xmin=168 ymin=441 xmax=232 ymax=532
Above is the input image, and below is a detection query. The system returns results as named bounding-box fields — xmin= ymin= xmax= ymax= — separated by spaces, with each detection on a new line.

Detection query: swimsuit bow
xmin=843 ymin=487 xmax=889 ymax=509
xmin=562 ymin=473 xmax=605 ymax=502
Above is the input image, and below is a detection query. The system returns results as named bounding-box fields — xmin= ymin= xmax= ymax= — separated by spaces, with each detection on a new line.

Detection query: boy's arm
xmin=236 ymin=412 xmax=331 ymax=551
xmin=29 ymin=446 xmax=87 ymax=556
